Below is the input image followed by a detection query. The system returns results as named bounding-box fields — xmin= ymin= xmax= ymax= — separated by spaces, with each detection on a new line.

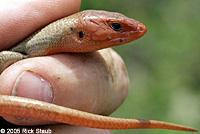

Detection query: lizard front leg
xmin=0 ymin=51 xmax=27 ymax=74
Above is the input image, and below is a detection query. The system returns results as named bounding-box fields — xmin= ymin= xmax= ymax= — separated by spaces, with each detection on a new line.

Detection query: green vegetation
xmin=81 ymin=0 xmax=200 ymax=134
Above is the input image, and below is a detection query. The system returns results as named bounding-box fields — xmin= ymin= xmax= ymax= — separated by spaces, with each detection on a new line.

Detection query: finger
xmin=0 ymin=0 xmax=81 ymax=50
xmin=0 ymin=49 xmax=129 ymax=125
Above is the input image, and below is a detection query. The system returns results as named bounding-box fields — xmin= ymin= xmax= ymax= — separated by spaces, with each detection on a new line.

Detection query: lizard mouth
xmin=122 ymin=22 xmax=147 ymax=42
xmin=128 ymin=22 xmax=147 ymax=38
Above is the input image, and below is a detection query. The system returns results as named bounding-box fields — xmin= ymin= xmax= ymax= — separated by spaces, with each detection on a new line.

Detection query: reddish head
xmin=24 ymin=10 xmax=147 ymax=55
xmin=63 ymin=10 xmax=147 ymax=52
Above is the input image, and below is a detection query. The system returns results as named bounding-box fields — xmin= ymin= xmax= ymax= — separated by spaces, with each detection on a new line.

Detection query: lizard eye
xmin=111 ymin=22 xmax=122 ymax=31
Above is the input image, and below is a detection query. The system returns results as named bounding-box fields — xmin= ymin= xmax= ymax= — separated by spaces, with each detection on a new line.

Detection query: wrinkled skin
xmin=0 ymin=1 xmax=129 ymax=134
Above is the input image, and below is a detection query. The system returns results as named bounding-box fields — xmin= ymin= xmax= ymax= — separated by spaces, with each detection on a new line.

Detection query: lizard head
xmin=66 ymin=10 xmax=147 ymax=52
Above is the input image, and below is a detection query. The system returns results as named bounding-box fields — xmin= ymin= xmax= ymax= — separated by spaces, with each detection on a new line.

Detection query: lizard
xmin=0 ymin=10 xmax=198 ymax=132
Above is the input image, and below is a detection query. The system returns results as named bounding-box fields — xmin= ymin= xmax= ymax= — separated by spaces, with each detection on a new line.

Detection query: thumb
xmin=0 ymin=49 xmax=129 ymax=125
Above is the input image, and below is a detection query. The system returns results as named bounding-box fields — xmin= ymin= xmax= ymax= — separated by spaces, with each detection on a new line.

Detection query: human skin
xmin=0 ymin=0 xmax=129 ymax=133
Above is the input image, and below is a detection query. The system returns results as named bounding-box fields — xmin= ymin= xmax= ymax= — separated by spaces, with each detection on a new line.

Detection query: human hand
xmin=0 ymin=0 xmax=129 ymax=133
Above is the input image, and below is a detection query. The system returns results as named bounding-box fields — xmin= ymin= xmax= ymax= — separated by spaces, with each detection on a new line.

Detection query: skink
xmin=0 ymin=10 xmax=198 ymax=132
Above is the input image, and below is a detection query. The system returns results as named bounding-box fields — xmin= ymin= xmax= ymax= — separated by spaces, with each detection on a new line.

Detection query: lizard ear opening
xmin=79 ymin=31 xmax=84 ymax=38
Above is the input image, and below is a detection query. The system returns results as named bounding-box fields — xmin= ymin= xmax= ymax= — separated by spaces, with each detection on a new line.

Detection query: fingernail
xmin=12 ymin=71 xmax=53 ymax=103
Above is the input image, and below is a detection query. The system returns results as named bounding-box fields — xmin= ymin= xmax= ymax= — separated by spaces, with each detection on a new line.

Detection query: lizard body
xmin=0 ymin=10 xmax=198 ymax=132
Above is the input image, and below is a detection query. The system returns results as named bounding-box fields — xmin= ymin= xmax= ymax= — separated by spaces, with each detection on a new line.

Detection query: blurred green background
xmin=81 ymin=0 xmax=200 ymax=134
